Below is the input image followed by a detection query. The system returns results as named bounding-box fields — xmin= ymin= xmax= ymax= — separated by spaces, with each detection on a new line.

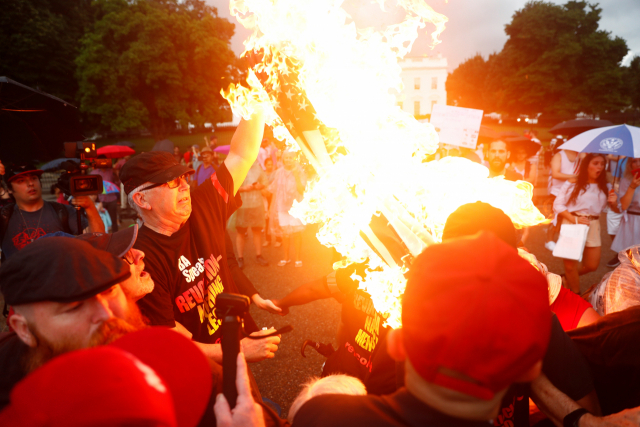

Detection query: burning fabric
xmin=222 ymin=0 xmax=545 ymax=328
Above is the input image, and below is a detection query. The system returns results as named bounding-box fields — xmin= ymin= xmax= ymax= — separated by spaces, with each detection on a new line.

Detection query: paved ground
xmin=237 ymin=216 xmax=616 ymax=417
xmin=0 ymin=203 xmax=618 ymax=418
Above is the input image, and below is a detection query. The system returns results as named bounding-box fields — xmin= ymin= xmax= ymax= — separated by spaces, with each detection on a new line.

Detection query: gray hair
xmin=288 ymin=375 xmax=366 ymax=422
xmin=127 ymin=182 xmax=153 ymax=220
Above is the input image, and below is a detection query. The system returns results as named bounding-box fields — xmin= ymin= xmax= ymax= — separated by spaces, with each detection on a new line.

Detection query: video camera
xmin=215 ymin=294 xmax=292 ymax=408
xmin=56 ymin=142 xmax=111 ymax=198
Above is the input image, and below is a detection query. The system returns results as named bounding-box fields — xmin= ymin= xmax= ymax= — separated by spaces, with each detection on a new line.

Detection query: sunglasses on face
xmin=141 ymin=174 xmax=189 ymax=191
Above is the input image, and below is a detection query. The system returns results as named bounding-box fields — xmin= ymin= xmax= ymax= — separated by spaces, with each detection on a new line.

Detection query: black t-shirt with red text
xmin=134 ymin=164 xmax=240 ymax=344
xmin=322 ymin=265 xmax=396 ymax=395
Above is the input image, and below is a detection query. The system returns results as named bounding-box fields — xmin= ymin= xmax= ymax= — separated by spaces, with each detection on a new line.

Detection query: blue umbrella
xmin=40 ymin=158 xmax=79 ymax=171
xmin=557 ymin=124 xmax=640 ymax=157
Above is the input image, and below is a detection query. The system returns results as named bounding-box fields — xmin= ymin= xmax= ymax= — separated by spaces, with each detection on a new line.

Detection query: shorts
xmin=562 ymin=218 xmax=601 ymax=247
xmin=278 ymin=211 xmax=305 ymax=235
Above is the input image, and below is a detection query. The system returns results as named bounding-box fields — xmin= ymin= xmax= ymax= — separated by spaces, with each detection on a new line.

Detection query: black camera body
xmin=56 ymin=142 xmax=111 ymax=197
xmin=215 ymin=293 xmax=251 ymax=409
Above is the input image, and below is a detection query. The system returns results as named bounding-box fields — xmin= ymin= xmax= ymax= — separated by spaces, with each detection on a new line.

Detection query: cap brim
xmin=7 ymin=170 xmax=44 ymax=183
xmin=107 ymin=224 xmax=139 ymax=258
xmin=147 ymin=164 xmax=194 ymax=184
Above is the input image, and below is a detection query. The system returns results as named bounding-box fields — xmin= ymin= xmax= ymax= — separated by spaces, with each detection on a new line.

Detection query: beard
xmin=22 ymin=303 xmax=147 ymax=373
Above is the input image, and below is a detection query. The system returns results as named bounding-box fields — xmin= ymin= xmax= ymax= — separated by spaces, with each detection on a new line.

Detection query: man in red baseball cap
xmin=285 ymin=232 xmax=551 ymax=427
xmin=0 ymin=328 xmax=212 ymax=427
xmin=120 ymin=107 xmax=281 ymax=364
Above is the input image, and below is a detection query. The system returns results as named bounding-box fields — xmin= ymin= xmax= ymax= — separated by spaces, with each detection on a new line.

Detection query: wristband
xmin=563 ymin=408 xmax=588 ymax=427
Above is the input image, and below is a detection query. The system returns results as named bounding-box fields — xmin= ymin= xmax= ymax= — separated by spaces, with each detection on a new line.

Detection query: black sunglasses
xmin=141 ymin=173 xmax=189 ymax=191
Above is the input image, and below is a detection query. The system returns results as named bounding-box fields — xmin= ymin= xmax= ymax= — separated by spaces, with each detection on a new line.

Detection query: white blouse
xmin=554 ymin=181 xmax=611 ymax=217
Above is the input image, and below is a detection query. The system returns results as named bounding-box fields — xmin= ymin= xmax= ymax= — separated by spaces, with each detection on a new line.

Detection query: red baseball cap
xmin=0 ymin=328 xmax=212 ymax=427
xmin=402 ymin=231 xmax=551 ymax=400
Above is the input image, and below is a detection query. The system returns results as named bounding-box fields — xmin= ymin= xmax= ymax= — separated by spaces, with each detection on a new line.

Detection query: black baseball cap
xmin=442 ymin=202 xmax=518 ymax=249
xmin=42 ymin=224 xmax=139 ymax=258
xmin=0 ymin=237 xmax=131 ymax=306
xmin=120 ymin=152 xmax=194 ymax=195
xmin=5 ymin=163 xmax=44 ymax=183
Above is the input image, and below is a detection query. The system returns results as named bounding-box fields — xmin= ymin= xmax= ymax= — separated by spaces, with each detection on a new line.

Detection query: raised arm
xmin=551 ymin=152 xmax=577 ymax=181
xmin=224 ymin=108 xmax=266 ymax=195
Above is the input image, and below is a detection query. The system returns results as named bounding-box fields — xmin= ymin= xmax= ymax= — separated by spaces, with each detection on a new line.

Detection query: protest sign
xmin=430 ymin=105 xmax=483 ymax=149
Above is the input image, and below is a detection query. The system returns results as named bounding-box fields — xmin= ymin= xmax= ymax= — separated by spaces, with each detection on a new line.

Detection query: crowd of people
xmin=1 ymin=111 xmax=640 ymax=427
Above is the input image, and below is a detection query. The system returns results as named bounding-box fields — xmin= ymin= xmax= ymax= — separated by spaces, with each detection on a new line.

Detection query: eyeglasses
xmin=141 ymin=174 xmax=189 ymax=191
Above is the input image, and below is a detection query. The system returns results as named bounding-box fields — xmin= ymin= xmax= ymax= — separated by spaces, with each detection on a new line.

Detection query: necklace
xmin=17 ymin=205 xmax=44 ymax=243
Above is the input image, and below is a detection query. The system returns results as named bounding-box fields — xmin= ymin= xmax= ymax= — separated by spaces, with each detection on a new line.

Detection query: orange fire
xmin=223 ymin=0 xmax=545 ymax=328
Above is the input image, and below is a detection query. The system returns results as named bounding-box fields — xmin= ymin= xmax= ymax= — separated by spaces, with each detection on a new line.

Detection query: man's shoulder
xmin=293 ymin=389 xmax=479 ymax=427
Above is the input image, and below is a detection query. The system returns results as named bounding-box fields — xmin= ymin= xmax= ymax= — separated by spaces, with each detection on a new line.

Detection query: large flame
xmin=223 ymin=0 xmax=546 ymax=328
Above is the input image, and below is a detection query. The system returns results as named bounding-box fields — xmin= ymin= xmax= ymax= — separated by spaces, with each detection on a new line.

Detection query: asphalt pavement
xmin=0 ymin=211 xmax=618 ymax=418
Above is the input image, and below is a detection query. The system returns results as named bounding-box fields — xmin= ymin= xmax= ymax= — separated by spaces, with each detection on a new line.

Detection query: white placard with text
xmin=430 ymin=104 xmax=483 ymax=149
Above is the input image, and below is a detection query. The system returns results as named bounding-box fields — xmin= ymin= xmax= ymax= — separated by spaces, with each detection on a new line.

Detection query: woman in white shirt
xmin=554 ymin=153 xmax=617 ymax=293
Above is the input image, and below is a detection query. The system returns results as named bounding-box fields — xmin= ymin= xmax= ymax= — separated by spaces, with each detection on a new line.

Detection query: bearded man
xmin=0 ymin=235 xmax=146 ymax=410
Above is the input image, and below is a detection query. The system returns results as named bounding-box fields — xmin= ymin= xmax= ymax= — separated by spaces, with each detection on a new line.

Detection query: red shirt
xmin=550 ymin=286 xmax=593 ymax=330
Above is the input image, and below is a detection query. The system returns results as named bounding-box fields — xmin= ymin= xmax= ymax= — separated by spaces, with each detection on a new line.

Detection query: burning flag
xmin=222 ymin=0 xmax=546 ymax=328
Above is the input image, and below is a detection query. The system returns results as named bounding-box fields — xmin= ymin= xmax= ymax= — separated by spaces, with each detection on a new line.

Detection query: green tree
xmin=448 ymin=1 xmax=629 ymax=117
xmin=0 ymin=0 xmax=93 ymax=101
xmin=624 ymin=56 xmax=640 ymax=110
xmin=76 ymin=0 xmax=238 ymax=140
xmin=446 ymin=53 xmax=495 ymax=111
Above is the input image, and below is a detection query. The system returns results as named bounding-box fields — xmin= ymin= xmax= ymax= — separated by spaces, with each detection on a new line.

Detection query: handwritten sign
xmin=430 ymin=105 xmax=483 ymax=149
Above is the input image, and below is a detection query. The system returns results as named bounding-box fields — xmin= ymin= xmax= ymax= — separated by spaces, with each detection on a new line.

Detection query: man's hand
xmin=575 ymin=215 xmax=591 ymax=225
xmin=240 ymin=328 xmax=280 ymax=362
xmin=72 ymin=196 xmax=105 ymax=233
xmin=582 ymin=407 xmax=640 ymax=427
xmin=251 ymin=295 xmax=283 ymax=314
xmin=270 ymin=299 xmax=289 ymax=316
xmin=71 ymin=195 xmax=95 ymax=210
xmin=214 ymin=352 xmax=265 ymax=427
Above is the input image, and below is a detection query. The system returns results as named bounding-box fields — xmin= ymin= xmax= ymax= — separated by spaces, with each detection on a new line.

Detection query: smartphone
xmin=632 ymin=168 xmax=640 ymax=179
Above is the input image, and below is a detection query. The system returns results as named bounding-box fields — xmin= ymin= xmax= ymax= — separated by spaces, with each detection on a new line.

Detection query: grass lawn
xmin=93 ymin=122 xmax=555 ymax=153
xmin=94 ymin=128 xmax=238 ymax=153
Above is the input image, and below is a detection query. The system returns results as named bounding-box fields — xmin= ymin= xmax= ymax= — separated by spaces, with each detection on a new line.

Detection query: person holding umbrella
xmin=609 ymin=158 xmax=640 ymax=255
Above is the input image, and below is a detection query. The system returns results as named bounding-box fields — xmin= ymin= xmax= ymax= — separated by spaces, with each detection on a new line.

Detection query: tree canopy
xmin=76 ymin=0 xmax=238 ymax=140
xmin=0 ymin=0 xmax=93 ymax=101
xmin=448 ymin=1 xmax=629 ymax=117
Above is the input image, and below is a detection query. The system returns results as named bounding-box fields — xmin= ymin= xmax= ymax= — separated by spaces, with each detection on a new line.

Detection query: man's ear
xmin=9 ymin=313 xmax=37 ymax=348
xmin=386 ymin=328 xmax=406 ymax=362
xmin=132 ymin=192 xmax=151 ymax=211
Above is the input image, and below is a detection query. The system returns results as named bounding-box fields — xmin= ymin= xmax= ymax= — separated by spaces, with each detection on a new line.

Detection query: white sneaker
xmin=545 ymin=241 xmax=556 ymax=251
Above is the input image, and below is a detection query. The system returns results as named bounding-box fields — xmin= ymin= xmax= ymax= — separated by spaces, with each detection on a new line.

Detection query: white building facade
xmin=396 ymin=54 xmax=447 ymax=116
